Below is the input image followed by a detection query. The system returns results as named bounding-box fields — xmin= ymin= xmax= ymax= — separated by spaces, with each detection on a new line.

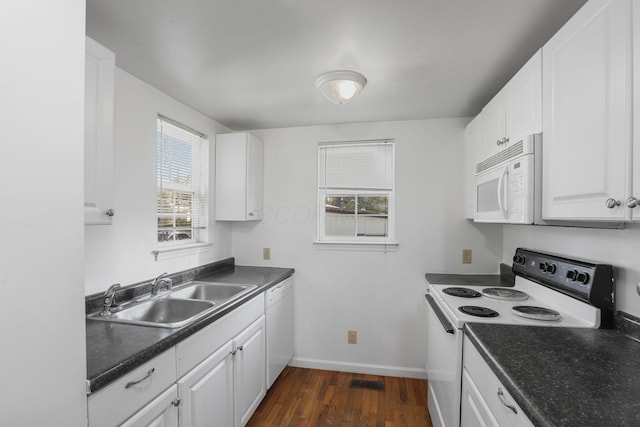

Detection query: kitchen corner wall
xmin=231 ymin=119 xmax=503 ymax=377
xmin=2 ymin=1 xmax=86 ymax=424
xmin=84 ymin=68 xmax=233 ymax=295
xmin=503 ymin=224 xmax=640 ymax=318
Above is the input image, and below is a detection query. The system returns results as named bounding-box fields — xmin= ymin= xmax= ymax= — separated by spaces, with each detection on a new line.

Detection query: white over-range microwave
xmin=474 ymin=134 xmax=541 ymax=224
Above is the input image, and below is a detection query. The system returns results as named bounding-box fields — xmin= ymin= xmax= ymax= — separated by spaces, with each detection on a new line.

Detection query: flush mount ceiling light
xmin=316 ymin=70 xmax=367 ymax=104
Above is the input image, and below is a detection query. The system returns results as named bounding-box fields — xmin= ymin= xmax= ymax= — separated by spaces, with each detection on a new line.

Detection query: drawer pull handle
xmin=125 ymin=368 xmax=155 ymax=389
xmin=497 ymin=388 xmax=517 ymax=414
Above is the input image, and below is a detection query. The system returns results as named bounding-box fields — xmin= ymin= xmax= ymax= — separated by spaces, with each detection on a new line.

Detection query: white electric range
xmin=424 ymin=248 xmax=615 ymax=427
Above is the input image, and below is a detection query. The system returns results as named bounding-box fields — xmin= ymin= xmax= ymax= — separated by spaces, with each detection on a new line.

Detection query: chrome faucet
xmin=151 ymin=272 xmax=173 ymax=295
xmin=100 ymin=283 xmax=122 ymax=316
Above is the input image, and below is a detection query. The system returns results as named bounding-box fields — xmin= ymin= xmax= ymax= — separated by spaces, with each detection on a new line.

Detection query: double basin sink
xmin=88 ymin=282 xmax=257 ymax=328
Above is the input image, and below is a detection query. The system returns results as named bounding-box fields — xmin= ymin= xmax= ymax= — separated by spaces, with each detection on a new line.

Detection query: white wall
xmin=231 ymin=119 xmax=503 ymax=377
xmin=0 ymin=1 xmax=87 ymax=425
xmin=503 ymin=224 xmax=640 ymax=318
xmin=85 ymin=68 xmax=234 ymax=295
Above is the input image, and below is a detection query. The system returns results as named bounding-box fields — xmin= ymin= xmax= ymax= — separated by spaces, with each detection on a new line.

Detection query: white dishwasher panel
xmin=265 ymin=276 xmax=294 ymax=388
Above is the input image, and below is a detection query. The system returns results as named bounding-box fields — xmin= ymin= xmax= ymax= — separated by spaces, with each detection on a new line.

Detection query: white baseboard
xmin=289 ymin=357 xmax=427 ymax=380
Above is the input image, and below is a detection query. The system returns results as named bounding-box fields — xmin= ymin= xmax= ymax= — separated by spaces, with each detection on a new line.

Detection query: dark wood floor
xmin=247 ymin=367 xmax=434 ymax=427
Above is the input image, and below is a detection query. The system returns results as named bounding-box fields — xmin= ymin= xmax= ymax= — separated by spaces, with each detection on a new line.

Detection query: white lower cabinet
xmin=233 ymin=316 xmax=266 ymax=426
xmin=88 ymin=349 xmax=178 ymax=427
xmin=121 ymin=385 xmax=179 ymax=427
xmin=178 ymin=341 xmax=235 ymax=427
xmin=461 ymin=336 xmax=533 ymax=427
xmin=177 ymin=316 xmax=266 ymax=427
xmin=175 ymin=294 xmax=266 ymax=427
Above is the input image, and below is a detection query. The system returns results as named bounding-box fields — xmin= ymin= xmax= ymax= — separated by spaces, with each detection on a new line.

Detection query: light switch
xmin=263 ymin=247 xmax=271 ymax=260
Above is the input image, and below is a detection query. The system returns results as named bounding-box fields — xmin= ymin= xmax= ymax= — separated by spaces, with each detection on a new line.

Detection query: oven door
xmin=425 ymin=292 xmax=463 ymax=427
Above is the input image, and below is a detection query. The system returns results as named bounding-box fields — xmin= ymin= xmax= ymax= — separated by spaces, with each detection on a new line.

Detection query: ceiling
xmin=86 ymin=0 xmax=587 ymax=131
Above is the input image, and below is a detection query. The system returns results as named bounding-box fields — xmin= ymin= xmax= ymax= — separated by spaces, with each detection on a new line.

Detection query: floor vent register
xmin=349 ymin=379 xmax=385 ymax=391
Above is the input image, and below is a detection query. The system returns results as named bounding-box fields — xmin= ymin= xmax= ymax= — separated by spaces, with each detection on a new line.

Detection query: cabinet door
xmin=464 ymin=116 xmax=482 ymax=219
xmin=84 ymin=37 xmax=115 ymax=225
xmin=178 ymin=341 xmax=235 ymax=427
xmin=505 ymin=50 xmax=542 ymax=139
xmin=481 ymin=90 xmax=506 ymax=161
xmin=120 ymin=385 xmax=179 ymax=427
xmin=542 ymin=0 xmax=631 ymax=221
xmin=215 ymin=133 xmax=264 ymax=221
xmin=632 ymin=2 xmax=640 ymax=220
xmin=234 ymin=316 xmax=266 ymax=427
xmin=246 ymin=134 xmax=264 ymax=220
xmin=461 ymin=369 xmax=499 ymax=427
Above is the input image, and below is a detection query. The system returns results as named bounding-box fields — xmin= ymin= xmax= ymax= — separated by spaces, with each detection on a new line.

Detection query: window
xmin=317 ymin=140 xmax=395 ymax=243
xmin=156 ymin=116 xmax=208 ymax=244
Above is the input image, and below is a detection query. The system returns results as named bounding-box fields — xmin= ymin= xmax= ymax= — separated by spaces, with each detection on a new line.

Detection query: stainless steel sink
xmin=88 ymin=298 xmax=215 ymax=328
xmin=169 ymin=281 xmax=256 ymax=304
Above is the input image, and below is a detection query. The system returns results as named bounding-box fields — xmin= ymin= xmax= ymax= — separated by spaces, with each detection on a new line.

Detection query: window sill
xmin=313 ymin=240 xmax=399 ymax=252
xmin=151 ymin=242 xmax=212 ymax=261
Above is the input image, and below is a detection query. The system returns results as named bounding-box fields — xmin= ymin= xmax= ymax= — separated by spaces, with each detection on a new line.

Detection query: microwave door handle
xmin=497 ymin=166 xmax=509 ymax=219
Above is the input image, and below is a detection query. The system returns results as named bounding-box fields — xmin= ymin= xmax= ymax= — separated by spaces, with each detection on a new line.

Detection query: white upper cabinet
xmin=505 ymin=50 xmax=542 ymax=140
xmin=632 ymin=1 xmax=640 ymax=221
xmin=84 ymin=37 xmax=115 ymax=225
xmin=479 ymin=50 xmax=542 ymax=163
xmin=542 ymin=0 xmax=631 ymax=221
xmin=215 ymin=132 xmax=264 ymax=221
xmin=464 ymin=116 xmax=482 ymax=219
xmin=480 ymin=90 xmax=507 ymax=161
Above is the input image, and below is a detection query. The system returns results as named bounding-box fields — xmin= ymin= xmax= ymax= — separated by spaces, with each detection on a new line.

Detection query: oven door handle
xmin=425 ymin=293 xmax=455 ymax=334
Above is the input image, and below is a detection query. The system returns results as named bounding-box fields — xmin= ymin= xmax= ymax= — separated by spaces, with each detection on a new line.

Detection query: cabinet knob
xmin=605 ymin=198 xmax=621 ymax=209
xmin=496 ymin=139 xmax=502 ymax=146
xmin=105 ymin=209 xmax=115 ymax=217
xmin=248 ymin=211 xmax=254 ymax=217
xmin=626 ymin=197 xmax=639 ymax=208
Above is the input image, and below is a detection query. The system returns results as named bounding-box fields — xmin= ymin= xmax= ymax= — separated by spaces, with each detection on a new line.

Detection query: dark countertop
xmin=86 ymin=265 xmax=294 ymax=394
xmin=464 ymin=322 xmax=640 ymax=427
xmin=425 ymin=263 xmax=515 ymax=287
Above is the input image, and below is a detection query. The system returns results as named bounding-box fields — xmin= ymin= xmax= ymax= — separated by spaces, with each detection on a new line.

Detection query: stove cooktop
xmin=426 ymin=248 xmax=614 ymax=329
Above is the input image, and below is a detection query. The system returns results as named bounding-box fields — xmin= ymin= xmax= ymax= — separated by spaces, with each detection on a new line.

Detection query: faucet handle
xmin=100 ymin=283 xmax=122 ymax=316
xmin=105 ymin=283 xmax=121 ymax=296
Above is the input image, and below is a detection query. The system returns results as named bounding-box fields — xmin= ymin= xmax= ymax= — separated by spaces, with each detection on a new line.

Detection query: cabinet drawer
xmin=176 ymin=293 xmax=264 ymax=378
xmin=88 ymin=348 xmax=177 ymax=427
xmin=463 ymin=336 xmax=533 ymax=427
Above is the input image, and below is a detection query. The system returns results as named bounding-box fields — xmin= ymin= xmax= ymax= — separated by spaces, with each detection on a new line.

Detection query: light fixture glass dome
xmin=316 ymin=70 xmax=367 ymax=104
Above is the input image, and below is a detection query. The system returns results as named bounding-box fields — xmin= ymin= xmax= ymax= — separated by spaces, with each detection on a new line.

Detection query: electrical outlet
xmin=263 ymin=247 xmax=271 ymax=260
xmin=348 ymin=330 xmax=357 ymax=344
xmin=462 ymin=248 xmax=472 ymax=264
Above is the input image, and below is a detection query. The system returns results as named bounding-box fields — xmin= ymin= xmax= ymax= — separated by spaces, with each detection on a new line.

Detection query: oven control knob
xmin=576 ymin=272 xmax=590 ymax=285
xmin=567 ymin=270 xmax=578 ymax=281
xmin=539 ymin=262 xmax=548 ymax=271
xmin=512 ymin=254 xmax=526 ymax=265
xmin=547 ymin=264 xmax=557 ymax=274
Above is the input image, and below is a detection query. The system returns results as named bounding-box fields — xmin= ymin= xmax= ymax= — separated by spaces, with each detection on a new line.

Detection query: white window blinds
xmin=318 ymin=141 xmax=394 ymax=190
xmin=157 ymin=116 xmax=208 ymax=243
